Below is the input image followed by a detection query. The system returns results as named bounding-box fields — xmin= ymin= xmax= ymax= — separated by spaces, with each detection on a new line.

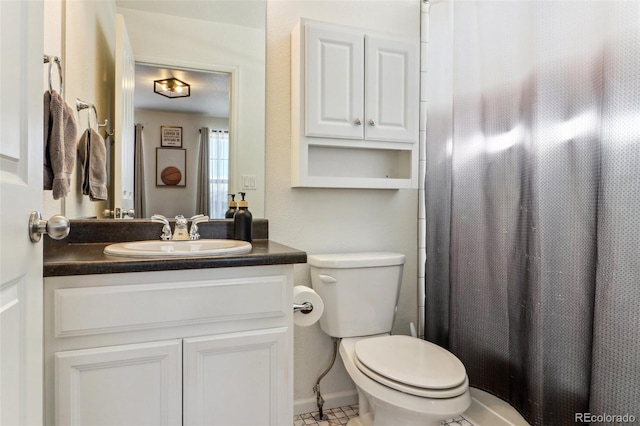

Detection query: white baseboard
xmin=294 ymin=389 xmax=358 ymax=415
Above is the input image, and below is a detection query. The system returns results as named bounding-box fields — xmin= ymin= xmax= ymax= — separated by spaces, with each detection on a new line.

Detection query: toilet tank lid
xmin=307 ymin=252 xmax=406 ymax=268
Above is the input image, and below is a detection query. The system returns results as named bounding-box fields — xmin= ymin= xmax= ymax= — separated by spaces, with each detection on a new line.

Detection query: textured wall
xmin=264 ymin=0 xmax=421 ymax=413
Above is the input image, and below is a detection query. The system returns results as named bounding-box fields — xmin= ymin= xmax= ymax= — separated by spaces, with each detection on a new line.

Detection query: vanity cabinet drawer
xmin=47 ymin=271 xmax=288 ymax=338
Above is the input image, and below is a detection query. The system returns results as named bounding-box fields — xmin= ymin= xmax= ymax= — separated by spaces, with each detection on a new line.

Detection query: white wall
xmin=43 ymin=0 xmax=117 ymax=219
xmin=118 ymin=7 xmax=266 ymax=218
xmin=135 ymin=109 xmax=228 ymax=218
xmin=63 ymin=1 xmax=117 ymax=218
xmin=265 ymin=0 xmax=421 ymax=413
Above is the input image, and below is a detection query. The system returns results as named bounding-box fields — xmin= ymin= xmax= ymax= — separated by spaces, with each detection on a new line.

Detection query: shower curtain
xmin=425 ymin=1 xmax=640 ymax=425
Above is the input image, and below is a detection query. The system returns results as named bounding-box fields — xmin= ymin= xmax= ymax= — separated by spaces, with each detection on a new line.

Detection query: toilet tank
xmin=308 ymin=252 xmax=405 ymax=338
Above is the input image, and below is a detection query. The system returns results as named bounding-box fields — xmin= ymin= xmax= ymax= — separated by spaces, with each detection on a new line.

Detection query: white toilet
xmin=308 ymin=252 xmax=471 ymax=426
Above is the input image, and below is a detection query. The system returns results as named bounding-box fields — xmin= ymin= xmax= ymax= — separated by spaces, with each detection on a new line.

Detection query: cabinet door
xmin=184 ymin=328 xmax=289 ymax=426
xmin=365 ymin=35 xmax=419 ymax=143
xmin=55 ymin=340 xmax=182 ymax=426
xmin=305 ymin=24 xmax=364 ymax=139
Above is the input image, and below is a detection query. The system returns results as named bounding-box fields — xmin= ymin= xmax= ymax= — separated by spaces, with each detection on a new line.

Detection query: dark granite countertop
xmin=44 ymin=219 xmax=307 ymax=277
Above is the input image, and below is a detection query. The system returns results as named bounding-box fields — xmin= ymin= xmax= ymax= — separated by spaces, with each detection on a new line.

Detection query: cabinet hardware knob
xmin=369 ymin=119 xmax=377 ymax=126
xmin=354 ymin=118 xmax=362 ymax=126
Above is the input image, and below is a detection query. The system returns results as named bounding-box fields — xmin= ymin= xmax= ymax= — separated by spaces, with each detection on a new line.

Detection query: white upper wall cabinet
xmin=292 ymin=19 xmax=419 ymax=189
xmin=365 ymin=35 xmax=418 ymax=143
xmin=305 ymin=25 xmax=365 ymax=139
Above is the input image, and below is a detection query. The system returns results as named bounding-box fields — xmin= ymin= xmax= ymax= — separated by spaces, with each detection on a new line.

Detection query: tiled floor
xmin=443 ymin=415 xmax=475 ymax=426
xmin=293 ymin=405 xmax=359 ymax=426
xmin=294 ymin=405 xmax=476 ymax=426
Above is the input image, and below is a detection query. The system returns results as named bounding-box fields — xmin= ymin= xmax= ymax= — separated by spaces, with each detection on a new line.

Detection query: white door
xmin=305 ymin=24 xmax=364 ymax=140
xmin=0 ymin=1 xmax=44 ymax=425
xmin=183 ymin=328 xmax=290 ymax=426
xmin=114 ymin=14 xmax=136 ymax=215
xmin=365 ymin=35 xmax=419 ymax=143
xmin=55 ymin=340 xmax=182 ymax=426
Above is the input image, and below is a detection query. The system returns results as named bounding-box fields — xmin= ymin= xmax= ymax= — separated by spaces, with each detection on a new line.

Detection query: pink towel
xmin=43 ymin=90 xmax=78 ymax=199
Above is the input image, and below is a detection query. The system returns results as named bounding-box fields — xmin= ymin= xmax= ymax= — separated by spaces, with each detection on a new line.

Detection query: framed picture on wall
xmin=156 ymin=148 xmax=186 ymax=187
xmin=160 ymin=126 xmax=182 ymax=147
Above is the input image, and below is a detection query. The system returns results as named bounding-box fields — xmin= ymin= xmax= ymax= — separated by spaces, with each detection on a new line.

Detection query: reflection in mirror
xmin=133 ymin=64 xmax=231 ymax=219
xmin=116 ymin=0 xmax=266 ymax=219
xmin=56 ymin=0 xmax=266 ymax=220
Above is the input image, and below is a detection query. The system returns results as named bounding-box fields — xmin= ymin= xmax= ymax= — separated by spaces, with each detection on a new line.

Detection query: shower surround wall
xmin=418 ymin=0 xmax=429 ymax=339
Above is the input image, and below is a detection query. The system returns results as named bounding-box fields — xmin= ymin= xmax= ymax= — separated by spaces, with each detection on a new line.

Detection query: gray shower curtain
xmin=425 ymin=1 xmax=640 ymax=425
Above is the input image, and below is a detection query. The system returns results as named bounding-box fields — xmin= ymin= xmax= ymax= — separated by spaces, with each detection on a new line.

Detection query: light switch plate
xmin=241 ymin=174 xmax=257 ymax=190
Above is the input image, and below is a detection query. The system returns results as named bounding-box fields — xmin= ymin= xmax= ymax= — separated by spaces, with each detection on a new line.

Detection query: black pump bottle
xmin=233 ymin=192 xmax=252 ymax=242
xmin=225 ymin=194 xmax=237 ymax=218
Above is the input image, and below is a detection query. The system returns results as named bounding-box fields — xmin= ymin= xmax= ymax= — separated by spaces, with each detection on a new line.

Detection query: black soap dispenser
xmin=225 ymin=193 xmax=237 ymax=218
xmin=233 ymin=192 xmax=252 ymax=242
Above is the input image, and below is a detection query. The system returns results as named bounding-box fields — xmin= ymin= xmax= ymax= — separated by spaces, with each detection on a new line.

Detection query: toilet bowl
xmin=339 ymin=335 xmax=471 ymax=426
xmin=308 ymin=252 xmax=471 ymax=426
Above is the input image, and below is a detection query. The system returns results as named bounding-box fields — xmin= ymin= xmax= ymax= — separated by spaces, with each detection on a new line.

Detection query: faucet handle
xmin=190 ymin=215 xmax=209 ymax=224
xmin=189 ymin=215 xmax=209 ymax=240
xmin=151 ymin=214 xmax=172 ymax=240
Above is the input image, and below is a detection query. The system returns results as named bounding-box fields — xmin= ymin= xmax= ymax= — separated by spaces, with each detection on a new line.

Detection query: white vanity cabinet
xmin=291 ymin=19 xmax=419 ymax=189
xmin=44 ymin=265 xmax=293 ymax=426
xmin=54 ymin=339 xmax=183 ymax=425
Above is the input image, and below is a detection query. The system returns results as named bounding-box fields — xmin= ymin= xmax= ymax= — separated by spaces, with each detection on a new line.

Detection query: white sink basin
xmin=104 ymin=239 xmax=252 ymax=258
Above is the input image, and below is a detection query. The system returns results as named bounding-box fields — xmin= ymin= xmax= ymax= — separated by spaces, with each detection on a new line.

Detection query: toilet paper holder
xmin=293 ymin=302 xmax=313 ymax=314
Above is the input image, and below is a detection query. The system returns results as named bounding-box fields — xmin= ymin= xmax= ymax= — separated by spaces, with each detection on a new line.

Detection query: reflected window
xmin=209 ymin=129 xmax=229 ymax=218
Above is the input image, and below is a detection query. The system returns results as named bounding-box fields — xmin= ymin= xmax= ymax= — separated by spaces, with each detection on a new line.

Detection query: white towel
xmin=77 ymin=128 xmax=108 ymax=201
xmin=43 ymin=90 xmax=78 ymax=199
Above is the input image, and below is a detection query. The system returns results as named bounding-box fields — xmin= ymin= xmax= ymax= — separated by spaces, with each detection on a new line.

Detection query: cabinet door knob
xmin=354 ymin=117 xmax=362 ymax=126
xmin=368 ymin=119 xmax=377 ymax=126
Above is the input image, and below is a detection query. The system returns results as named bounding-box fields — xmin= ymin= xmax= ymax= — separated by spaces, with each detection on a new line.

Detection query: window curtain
xmin=133 ymin=123 xmax=145 ymax=218
xmin=196 ymin=127 xmax=211 ymax=216
xmin=425 ymin=1 xmax=640 ymax=424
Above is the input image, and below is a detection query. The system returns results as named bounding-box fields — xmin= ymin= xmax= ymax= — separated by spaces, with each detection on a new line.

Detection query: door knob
xmin=29 ymin=211 xmax=70 ymax=242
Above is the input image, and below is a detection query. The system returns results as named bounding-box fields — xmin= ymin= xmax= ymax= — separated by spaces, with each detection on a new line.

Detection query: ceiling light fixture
xmin=154 ymin=77 xmax=190 ymax=99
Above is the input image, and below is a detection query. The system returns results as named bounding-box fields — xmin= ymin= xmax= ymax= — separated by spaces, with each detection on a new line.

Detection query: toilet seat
xmin=354 ymin=335 xmax=469 ymax=399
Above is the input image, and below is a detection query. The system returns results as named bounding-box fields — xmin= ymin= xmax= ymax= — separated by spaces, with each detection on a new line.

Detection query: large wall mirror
xmin=64 ymin=0 xmax=265 ymax=219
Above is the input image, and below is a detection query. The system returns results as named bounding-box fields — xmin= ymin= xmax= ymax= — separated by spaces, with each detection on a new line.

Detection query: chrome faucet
xmin=188 ymin=214 xmax=210 ymax=240
xmin=172 ymin=215 xmax=190 ymax=240
xmin=151 ymin=214 xmax=172 ymax=240
xmin=150 ymin=214 xmax=210 ymax=241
